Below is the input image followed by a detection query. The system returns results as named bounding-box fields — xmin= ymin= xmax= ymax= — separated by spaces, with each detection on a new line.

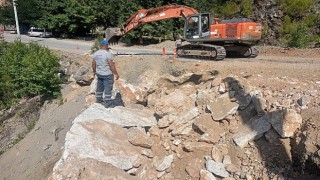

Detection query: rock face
xmin=269 ymin=109 xmax=302 ymax=138
xmin=51 ymin=119 xmax=142 ymax=177
xmin=207 ymin=93 xmax=239 ymax=121
xmin=74 ymin=103 xmax=157 ymax=127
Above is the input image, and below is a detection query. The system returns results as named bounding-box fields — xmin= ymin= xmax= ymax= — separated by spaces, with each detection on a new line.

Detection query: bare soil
xmin=0 ymin=46 xmax=320 ymax=179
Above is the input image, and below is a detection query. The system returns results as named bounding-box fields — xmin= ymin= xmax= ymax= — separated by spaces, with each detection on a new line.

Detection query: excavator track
xmin=177 ymin=44 xmax=226 ymax=61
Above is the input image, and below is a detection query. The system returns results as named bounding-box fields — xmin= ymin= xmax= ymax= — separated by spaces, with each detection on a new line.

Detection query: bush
xmin=0 ymin=41 xmax=61 ymax=110
xmin=280 ymin=15 xmax=311 ymax=48
xmin=240 ymin=0 xmax=253 ymax=17
xmin=278 ymin=0 xmax=316 ymax=17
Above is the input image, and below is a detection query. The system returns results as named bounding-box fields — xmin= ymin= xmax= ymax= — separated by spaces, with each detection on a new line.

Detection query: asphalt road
xmin=3 ymin=33 xmax=172 ymax=55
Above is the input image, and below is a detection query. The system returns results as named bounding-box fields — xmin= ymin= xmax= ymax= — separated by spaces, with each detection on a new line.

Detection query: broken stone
xmin=170 ymin=108 xmax=200 ymax=136
xmin=73 ymin=103 xmax=157 ymax=127
xmin=233 ymin=116 xmax=271 ymax=148
xmin=89 ymin=76 xmax=98 ymax=94
xmin=157 ymin=171 xmax=166 ymax=178
xmin=158 ymin=115 xmax=177 ymax=128
xmin=199 ymin=133 xmax=221 ymax=144
xmin=297 ymin=95 xmax=310 ymax=106
xmin=225 ymin=164 xmax=239 ymax=173
xmin=222 ymin=155 xmax=232 ymax=165
xmin=173 ymin=139 xmax=182 ymax=146
xmin=211 ymin=146 xmax=229 ymax=163
xmin=200 ymin=169 xmax=217 ymax=180
xmin=74 ymin=66 xmax=93 ymax=86
xmin=219 ymin=83 xmax=227 ymax=94
xmin=212 ymin=77 xmax=222 ymax=87
xmin=186 ymin=158 xmax=203 ymax=178
xmin=155 ymin=90 xmax=195 ymax=118
xmin=207 ymin=93 xmax=239 ymax=121
xmin=141 ymin=149 xmax=154 ymax=158
xmin=183 ymin=142 xmax=212 ymax=152
xmin=206 ymin=160 xmax=229 ymax=178
xmin=127 ymin=127 xmax=154 ymax=148
xmin=269 ymin=109 xmax=302 ymax=138
xmin=155 ymin=154 xmax=174 ymax=172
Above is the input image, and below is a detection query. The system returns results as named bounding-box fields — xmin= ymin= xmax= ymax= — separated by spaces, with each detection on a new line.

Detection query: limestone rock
xmin=233 ymin=116 xmax=271 ymax=147
xmin=89 ymin=76 xmax=98 ymax=94
xmin=141 ymin=149 xmax=154 ymax=158
xmin=128 ymin=128 xmax=154 ymax=148
xmin=269 ymin=109 xmax=302 ymax=138
xmin=194 ymin=116 xmax=223 ymax=144
xmin=200 ymin=169 xmax=216 ymax=180
xmin=207 ymin=93 xmax=239 ymax=121
xmin=85 ymin=94 xmax=96 ymax=108
xmin=154 ymin=154 xmax=174 ymax=172
xmin=170 ymin=108 xmax=200 ymax=136
xmin=225 ymin=164 xmax=239 ymax=173
xmin=49 ymin=157 xmax=137 ymax=180
xmin=297 ymin=95 xmax=310 ymax=106
xmin=52 ymin=120 xmax=142 ymax=172
xmin=115 ymin=79 xmax=143 ymax=105
xmin=74 ymin=103 xmax=157 ymax=127
xmin=206 ymin=160 xmax=229 ymax=178
xmin=155 ymin=90 xmax=195 ymax=117
xmin=186 ymin=158 xmax=203 ymax=178
xmin=183 ymin=142 xmax=212 ymax=152
xmin=158 ymin=115 xmax=177 ymax=128
xmin=74 ymin=66 xmax=93 ymax=86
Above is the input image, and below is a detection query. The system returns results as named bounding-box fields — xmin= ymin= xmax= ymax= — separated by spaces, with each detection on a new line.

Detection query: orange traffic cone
xmin=173 ymin=48 xmax=177 ymax=59
xmin=162 ymin=47 xmax=166 ymax=56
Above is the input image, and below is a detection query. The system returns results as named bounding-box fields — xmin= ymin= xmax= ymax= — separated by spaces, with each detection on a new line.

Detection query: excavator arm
xmin=106 ymin=4 xmax=198 ymax=41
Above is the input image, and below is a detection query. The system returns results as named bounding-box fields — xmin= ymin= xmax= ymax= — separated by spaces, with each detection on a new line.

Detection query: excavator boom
xmin=106 ymin=4 xmax=198 ymax=41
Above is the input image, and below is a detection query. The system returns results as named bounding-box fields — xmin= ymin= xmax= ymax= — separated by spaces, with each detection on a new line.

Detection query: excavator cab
xmin=185 ymin=13 xmax=210 ymax=40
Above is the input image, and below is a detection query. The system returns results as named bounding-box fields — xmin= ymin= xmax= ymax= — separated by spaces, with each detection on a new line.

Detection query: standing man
xmin=92 ymin=39 xmax=119 ymax=108
xmin=175 ymin=35 xmax=182 ymax=48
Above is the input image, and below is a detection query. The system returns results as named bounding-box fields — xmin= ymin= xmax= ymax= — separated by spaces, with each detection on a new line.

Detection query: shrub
xmin=0 ymin=41 xmax=61 ymax=110
xmin=278 ymin=0 xmax=316 ymax=17
xmin=240 ymin=0 xmax=253 ymax=17
xmin=220 ymin=1 xmax=239 ymax=18
xmin=280 ymin=15 xmax=311 ymax=48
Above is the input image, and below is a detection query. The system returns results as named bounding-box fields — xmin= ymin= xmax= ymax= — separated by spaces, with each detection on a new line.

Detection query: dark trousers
xmin=96 ymin=74 xmax=114 ymax=108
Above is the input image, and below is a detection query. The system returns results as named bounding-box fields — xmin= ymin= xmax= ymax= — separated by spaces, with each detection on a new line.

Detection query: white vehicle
xmin=28 ymin=27 xmax=52 ymax=37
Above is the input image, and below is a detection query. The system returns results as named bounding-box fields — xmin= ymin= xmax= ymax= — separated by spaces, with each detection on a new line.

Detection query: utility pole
xmin=13 ymin=0 xmax=20 ymax=37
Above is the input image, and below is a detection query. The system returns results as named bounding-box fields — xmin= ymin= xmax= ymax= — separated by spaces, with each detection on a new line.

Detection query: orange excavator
xmin=106 ymin=4 xmax=262 ymax=60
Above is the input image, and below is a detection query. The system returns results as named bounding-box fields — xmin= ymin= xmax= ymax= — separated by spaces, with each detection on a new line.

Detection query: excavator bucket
xmin=105 ymin=28 xmax=122 ymax=44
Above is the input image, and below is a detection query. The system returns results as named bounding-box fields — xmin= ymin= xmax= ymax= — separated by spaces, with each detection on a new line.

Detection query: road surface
xmin=3 ymin=33 xmax=172 ymax=55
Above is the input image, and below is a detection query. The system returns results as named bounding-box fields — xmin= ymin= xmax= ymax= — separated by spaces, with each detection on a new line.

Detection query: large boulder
xmin=51 ymin=120 xmax=142 ymax=175
xmin=73 ymin=66 xmax=93 ymax=86
xmin=74 ymin=103 xmax=157 ymax=127
xmin=49 ymin=157 xmax=137 ymax=180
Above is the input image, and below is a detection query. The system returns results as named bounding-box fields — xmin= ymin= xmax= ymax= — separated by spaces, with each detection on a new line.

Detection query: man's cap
xmin=100 ymin=39 xmax=109 ymax=45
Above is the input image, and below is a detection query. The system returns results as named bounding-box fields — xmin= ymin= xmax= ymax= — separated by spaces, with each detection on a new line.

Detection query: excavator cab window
xmin=185 ymin=15 xmax=200 ymax=39
xmin=201 ymin=14 xmax=210 ymax=37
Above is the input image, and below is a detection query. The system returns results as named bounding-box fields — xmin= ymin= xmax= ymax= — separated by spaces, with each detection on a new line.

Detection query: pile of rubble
xmin=50 ymin=70 xmax=319 ymax=179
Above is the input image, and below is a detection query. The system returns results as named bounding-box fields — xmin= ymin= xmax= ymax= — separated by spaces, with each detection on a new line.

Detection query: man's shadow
xmin=223 ymin=77 xmax=319 ymax=179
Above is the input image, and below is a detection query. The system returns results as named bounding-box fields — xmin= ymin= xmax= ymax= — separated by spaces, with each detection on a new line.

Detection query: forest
xmin=0 ymin=0 xmax=319 ymax=47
